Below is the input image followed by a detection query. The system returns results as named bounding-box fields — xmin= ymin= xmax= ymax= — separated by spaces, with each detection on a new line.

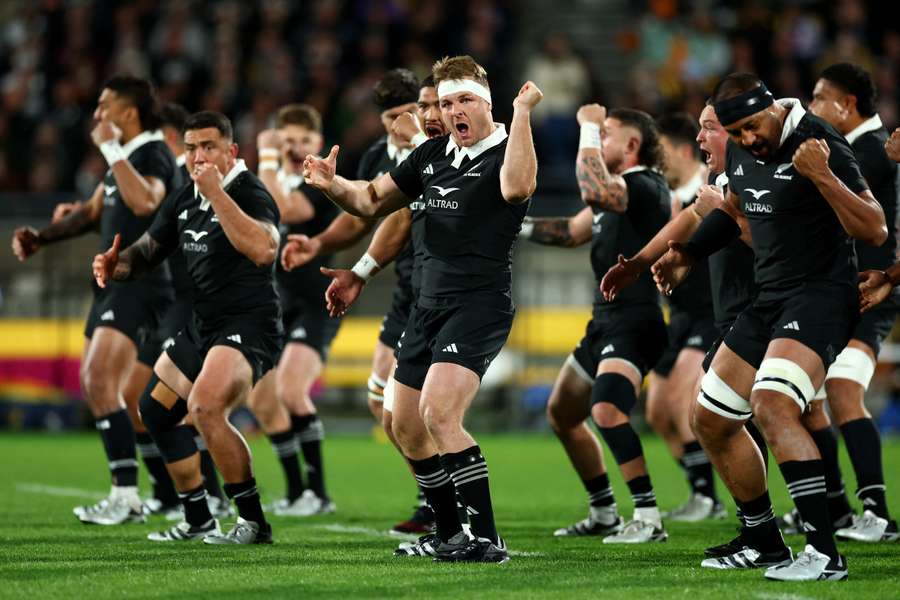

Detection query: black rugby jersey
xmin=100 ymin=130 xmax=177 ymax=283
xmin=846 ymin=117 xmax=899 ymax=272
xmin=275 ymin=172 xmax=340 ymax=293
xmin=165 ymin=159 xmax=193 ymax=294
xmin=148 ymin=160 xmax=281 ymax=328
xmin=668 ymin=172 xmax=714 ymax=317
xmin=706 ymin=171 xmax=757 ymax=332
xmin=389 ymin=125 xmax=528 ymax=305
xmin=593 ymin=167 xmax=670 ymax=308
xmin=725 ymin=100 xmax=868 ymax=300
xmin=359 ymin=136 xmax=415 ymax=290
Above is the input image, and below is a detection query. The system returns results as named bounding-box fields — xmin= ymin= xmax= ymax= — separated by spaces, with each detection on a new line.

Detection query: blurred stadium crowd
xmin=1 ymin=0 xmax=898 ymax=195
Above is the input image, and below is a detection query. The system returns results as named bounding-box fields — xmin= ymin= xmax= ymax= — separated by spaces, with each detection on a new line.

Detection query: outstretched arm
xmin=104 ymin=232 xmax=172 ymax=283
xmin=304 ymin=145 xmax=410 ymax=218
xmin=520 ymin=206 xmax=593 ymax=247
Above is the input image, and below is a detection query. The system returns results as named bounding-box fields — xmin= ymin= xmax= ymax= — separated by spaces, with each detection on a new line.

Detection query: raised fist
xmin=91 ymin=120 xmax=122 ymax=147
xmin=792 ymin=138 xmax=830 ymax=181
xmin=513 ymin=81 xmax=544 ymax=111
xmin=577 ymin=104 xmax=606 ymax=127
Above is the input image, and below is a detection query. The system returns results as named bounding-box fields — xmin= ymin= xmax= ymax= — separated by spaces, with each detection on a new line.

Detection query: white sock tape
xmin=824 ymin=346 xmax=876 ymax=389
xmin=579 ymin=123 xmax=602 ymax=150
xmin=99 ymin=140 xmax=126 ymax=165
xmin=351 ymin=253 xmax=380 ymax=282
xmin=437 ymin=79 xmax=492 ymax=105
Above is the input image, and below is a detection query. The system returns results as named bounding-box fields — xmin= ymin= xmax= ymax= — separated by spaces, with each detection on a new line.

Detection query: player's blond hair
xmin=432 ymin=55 xmax=490 ymax=89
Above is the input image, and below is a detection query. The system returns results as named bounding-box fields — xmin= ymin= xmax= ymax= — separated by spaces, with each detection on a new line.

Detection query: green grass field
xmin=1 ymin=431 xmax=899 ymax=599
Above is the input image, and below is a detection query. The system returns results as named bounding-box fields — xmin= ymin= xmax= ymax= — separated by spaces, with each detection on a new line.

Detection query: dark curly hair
xmin=609 ymin=108 xmax=666 ymax=172
xmin=373 ymin=68 xmax=420 ymax=111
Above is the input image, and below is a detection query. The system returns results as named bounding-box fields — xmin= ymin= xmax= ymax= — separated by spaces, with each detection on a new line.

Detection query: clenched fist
xmin=391 ymin=112 xmax=423 ymax=146
xmin=792 ymin=138 xmax=830 ymax=182
xmin=91 ymin=120 xmax=122 ymax=147
xmin=695 ymin=184 xmax=724 ymax=218
xmin=11 ymin=227 xmax=41 ymax=261
xmin=193 ymin=163 xmax=223 ymax=198
xmin=257 ymin=128 xmax=283 ymax=151
xmin=885 ymin=128 xmax=900 ymax=163
xmin=577 ymin=104 xmax=606 ymax=127
xmin=513 ymin=81 xmax=543 ymax=112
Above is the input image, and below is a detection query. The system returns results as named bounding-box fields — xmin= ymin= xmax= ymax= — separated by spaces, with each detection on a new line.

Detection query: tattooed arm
xmin=575 ymin=104 xmax=628 ymax=213
xmin=521 ymin=206 xmax=593 ymax=247
xmin=110 ymin=232 xmax=172 ymax=282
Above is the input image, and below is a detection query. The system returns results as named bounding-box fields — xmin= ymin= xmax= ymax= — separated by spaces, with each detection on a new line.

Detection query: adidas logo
xmin=422 ymin=163 xmax=434 ymax=175
xmin=227 ymin=334 xmax=242 ymax=344
xmin=601 ymin=344 xmax=615 ymax=355
xmin=802 ymin=522 xmax=817 ymax=533
xmin=100 ymin=310 xmax=115 ymax=321
xmin=442 ymin=343 xmax=459 ymax=354
xmin=178 ymin=210 xmax=188 ymax=220
xmin=733 ymin=164 xmax=744 ymax=177
xmin=290 ymin=327 xmax=307 ymax=339
xmin=162 ymin=337 xmax=176 ymax=350
xmin=466 ymin=505 xmax=480 ymax=516
xmin=686 ymin=335 xmax=702 ymax=346
xmin=863 ymin=497 xmax=877 ymax=506
xmin=211 ymin=214 xmax=219 ymax=223
xmin=783 ymin=321 xmax=800 ymax=331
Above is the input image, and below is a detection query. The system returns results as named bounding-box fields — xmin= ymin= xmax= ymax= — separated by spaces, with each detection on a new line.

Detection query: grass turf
xmin=1 ymin=431 xmax=899 ymax=599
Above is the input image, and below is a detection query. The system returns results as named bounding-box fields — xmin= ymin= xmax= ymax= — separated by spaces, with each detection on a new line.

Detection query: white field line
xmin=16 ymin=482 xmax=106 ymax=500
xmin=312 ymin=523 xmax=545 ymax=557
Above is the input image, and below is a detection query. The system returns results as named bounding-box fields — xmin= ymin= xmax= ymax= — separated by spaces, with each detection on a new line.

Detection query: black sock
xmin=416 ymin=484 xmax=427 ymax=506
xmin=408 ymin=454 xmax=462 ymax=542
xmin=136 ymin=431 xmax=178 ymax=505
xmin=780 ymin=459 xmax=838 ymax=558
xmin=441 ymin=445 xmax=499 ymax=543
xmin=625 ymin=474 xmax=657 ymax=509
xmin=223 ymin=478 xmax=266 ymax=526
xmin=583 ymin=473 xmax=616 ymax=507
xmin=179 ymin=483 xmax=214 ymax=527
xmin=734 ymin=497 xmax=746 ymax=527
xmin=187 ymin=426 xmax=225 ymax=501
xmin=809 ymin=426 xmax=853 ymax=523
xmin=741 ymin=491 xmax=785 ymax=553
xmin=267 ymin=429 xmax=305 ymax=501
xmin=745 ymin=420 xmax=769 ymax=471
xmin=293 ymin=414 xmax=327 ymax=499
xmin=841 ymin=417 xmax=890 ymax=519
xmin=96 ymin=409 xmax=138 ymax=487
xmin=682 ymin=440 xmax=717 ymax=500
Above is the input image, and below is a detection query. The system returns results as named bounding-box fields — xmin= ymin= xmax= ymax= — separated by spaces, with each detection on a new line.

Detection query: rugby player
xmin=300 ymin=55 xmax=541 ymax=562
xmin=249 ymin=103 xmax=337 ymax=516
xmin=653 ymin=73 xmax=887 ymax=580
xmin=520 ymin=105 xmax=671 ymax=543
xmin=93 ymin=111 xmax=282 ymax=544
xmin=12 ymin=76 xmax=178 ymax=525
xmin=807 ymin=63 xmax=899 ymax=542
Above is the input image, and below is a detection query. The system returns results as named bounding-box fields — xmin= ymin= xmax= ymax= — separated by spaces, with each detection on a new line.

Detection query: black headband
xmin=714 ymin=83 xmax=774 ymax=126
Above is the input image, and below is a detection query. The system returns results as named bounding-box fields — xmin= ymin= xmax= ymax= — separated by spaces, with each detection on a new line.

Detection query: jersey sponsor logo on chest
xmin=183 ymin=228 xmax=209 ymax=253
xmin=427 ymin=185 xmax=460 ymax=209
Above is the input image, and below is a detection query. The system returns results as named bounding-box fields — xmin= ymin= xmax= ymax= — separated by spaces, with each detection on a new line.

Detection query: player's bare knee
xmin=421 ymin=401 xmax=459 ymax=440
xmin=800 ymin=400 xmax=830 ymax=430
xmin=825 ymin=378 xmax=868 ymax=425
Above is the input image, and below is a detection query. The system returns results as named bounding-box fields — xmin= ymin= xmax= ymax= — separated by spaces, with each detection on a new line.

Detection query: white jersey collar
xmin=386 ymin=138 xmax=413 ymax=164
xmin=445 ymin=123 xmax=507 ymax=168
xmin=121 ymin=129 xmax=165 ymax=158
xmin=714 ymin=171 xmax=729 ymax=188
xmin=777 ymin=98 xmax=806 ymax=149
xmin=195 ymin=159 xmax=249 ymax=211
xmin=845 ymin=114 xmax=884 ymax=145
xmin=673 ymin=165 xmax=706 ymax=206
xmin=175 ymin=153 xmax=187 ymax=167
xmin=276 ymin=168 xmax=304 ymax=196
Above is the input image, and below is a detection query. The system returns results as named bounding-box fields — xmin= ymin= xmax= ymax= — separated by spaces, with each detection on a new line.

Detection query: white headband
xmin=437 ymin=79 xmax=492 ymax=105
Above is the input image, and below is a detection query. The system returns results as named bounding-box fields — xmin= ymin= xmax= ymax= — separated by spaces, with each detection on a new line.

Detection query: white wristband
xmin=579 ymin=123 xmax=602 ymax=150
xmin=258 ymin=160 xmax=279 ymax=172
xmin=410 ymin=131 xmax=428 ymax=148
xmin=519 ymin=218 xmax=534 ymax=239
xmin=259 ymin=148 xmax=279 ymax=160
xmin=99 ymin=140 xmax=126 ymax=165
xmin=351 ymin=253 xmax=380 ymax=282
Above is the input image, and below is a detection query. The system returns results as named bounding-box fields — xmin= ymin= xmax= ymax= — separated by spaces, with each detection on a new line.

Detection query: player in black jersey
xmin=520 ymin=105 xmax=671 ymax=543
xmin=647 ymin=113 xmax=722 ymax=522
xmin=281 ymin=70 xmax=441 ymax=533
xmin=93 ymin=111 xmax=281 ymax=544
xmin=139 ymin=102 xmax=230 ymax=522
xmin=247 ymin=103 xmax=338 ymax=516
xmin=806 ymin=63 xmax=900 ymax=542
xmin=12 ymin=76 xmax=177 ymax=525
xmin=299 ymin=55 xmax=541 ymax=562
xmin=886 ymin=128 xmax=900 ymax=162
xmin=653 ymin=73 xmax=887 ymax=581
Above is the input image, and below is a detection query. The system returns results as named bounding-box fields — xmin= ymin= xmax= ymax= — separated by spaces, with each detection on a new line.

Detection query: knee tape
xmin=590 ymin=372 xmax=637 ymax=415
xmin=697 ymin=367 xmax=752 ymax=420
xmin=824 ymin=346 xmax=876 ymax=390
xmin=367 ymin=372 xmax=386 ymax=403
xmin=383 ymin=375 xmax=396 ymax=413
xmin=752 ymin=358 xmax=816 ymax=412
xmin=138 ymin=375 xmax=196 ymax=463
xmin=598 ymin=423 xmax=644 ymax=465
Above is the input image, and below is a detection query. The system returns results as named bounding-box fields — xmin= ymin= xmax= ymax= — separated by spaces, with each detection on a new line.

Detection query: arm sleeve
xmin=240 ymin=185 xmax=281 ymax=226
xmin=146 ymin=190 xmax=179 ymax=252
xmin=389 ymin=143 xmax=428 ymax=199
xmin=826 ymin=133 xmax=869 ymax=195
xmin=625 ymin=173 xmax=670 ymax=236
xmin=130 ymin=144 xmax=175 ymax=191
